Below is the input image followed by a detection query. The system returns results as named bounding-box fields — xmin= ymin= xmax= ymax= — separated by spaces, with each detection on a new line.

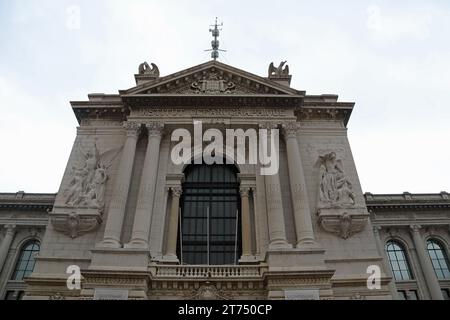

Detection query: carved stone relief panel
xmin=61 ymin=143 xmax=122 ymax=211
xmin=51 ymin=142 xmax=123 ymax=239
xmin=317 ymin=152 xmax=355 ymax=210
xmin=315 ymin=151 xmax=369 ymax=239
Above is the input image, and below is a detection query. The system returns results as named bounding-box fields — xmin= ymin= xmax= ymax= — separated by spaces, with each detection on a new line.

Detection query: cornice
xmin=0 ymin=192 xmax=56 ymax=211
xmin=365 ymin=192 xmax=450 ymax=211
xmin=367 ymin=203 xmax=450 ymax=211
xmin=296 ymin=103 xmax=354 ymax=127
xmin=71 ymin=103 xmax=128 ymax=124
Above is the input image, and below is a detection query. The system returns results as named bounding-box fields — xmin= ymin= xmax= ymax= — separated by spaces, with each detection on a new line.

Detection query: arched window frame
xmin=426 ymin=238 xmax=450 ymax=280
xmin=10 ymin=239 xmax=40 ymax=281
xmin=386 ymin=240 xmax=414 ymax=281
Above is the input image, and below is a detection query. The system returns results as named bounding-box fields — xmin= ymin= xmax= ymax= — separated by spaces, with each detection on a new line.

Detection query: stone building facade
xmin=0 ymin=61 xmax=449 ymax=300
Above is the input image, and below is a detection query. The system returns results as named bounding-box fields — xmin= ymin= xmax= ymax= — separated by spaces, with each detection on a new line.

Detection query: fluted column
xmin=373 ymin=226 xmax=398 ymax=299
xmin=164 ymin=187 xmax=182 ymax=262
xmin=283 ymin=122 xmax=315 ymax=247
xmin=260 ymin=123 xmax=291 ymax=250
xmin=100 ymin=122 xmax=141 ymax=248
xmin=0 ymin=225 xmax=16 ymax=274
xmin=410 ymin=225 xmax=443 ymax=300
xmin=126 ymin=122 xmax=164 ymax=249
xmin=240 ymin=187 xmax=252 ymax=259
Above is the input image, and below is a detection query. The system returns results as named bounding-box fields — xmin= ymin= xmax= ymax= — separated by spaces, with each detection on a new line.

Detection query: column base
xmin=161 ymin=254 xmax=180 ymax=264
xmin=296 ymin=239 xmax=319 ymax=249
xmin=124 ymin=239 xmax=148 ymax=249
xmin=269 ymin=240 xmax=293 ymax=250
xmin=239 ymin=254 xmax=259 ymax=264
xmin=97 ymin=238 xmax=122 ymax=249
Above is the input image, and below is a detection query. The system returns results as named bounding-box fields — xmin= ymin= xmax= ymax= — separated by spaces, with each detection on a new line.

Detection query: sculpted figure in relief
xmin=317 ymin=152 xmax=355 ymax=208
xmin=62 ymin=143 xmax=121 ymax=210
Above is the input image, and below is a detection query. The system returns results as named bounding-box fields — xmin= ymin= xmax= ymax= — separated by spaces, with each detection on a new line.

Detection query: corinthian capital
xmin=123 ymin=121 xmax=142 ymax=137
xmin=410 ymin=224 xmax=422 ymax=233
xmin=171 ymin=186 xmax=182 ymax=198
xmin=4 ymin=224 xmax=16 ymax=235
xmin=282 ymin=122 xmax=301 ymax=138
xmin=145 ymin=122 xmax=164 ymax=137
xmin=239 ymin=187 xmax=250 ymax=198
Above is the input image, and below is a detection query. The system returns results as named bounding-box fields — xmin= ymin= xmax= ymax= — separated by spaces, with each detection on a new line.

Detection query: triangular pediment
xmin=122 ymin=61 xmax=303 ymax=96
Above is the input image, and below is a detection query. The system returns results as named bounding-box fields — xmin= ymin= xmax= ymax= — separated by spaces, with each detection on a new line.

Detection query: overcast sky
xmin=0 ymin=0 xmax=449 ymax=194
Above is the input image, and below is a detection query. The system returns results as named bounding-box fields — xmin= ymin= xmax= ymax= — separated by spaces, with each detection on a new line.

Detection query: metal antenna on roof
xmin=205 ymin=17 xmax=226 ymax=61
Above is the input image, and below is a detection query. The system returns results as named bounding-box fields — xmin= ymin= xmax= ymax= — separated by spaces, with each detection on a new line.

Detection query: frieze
xmin=80 ymin=119 xmax=124 ymax=127
xmin=131 ymin=107 xmax=290 ymax=118
xmin=150 ymin=280 xmax=265 ymax=291
xmin=266 ymin=277 xmax=331 ymax=287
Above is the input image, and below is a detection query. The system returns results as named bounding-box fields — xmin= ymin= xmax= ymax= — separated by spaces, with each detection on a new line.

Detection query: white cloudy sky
xmin=0 ymin=0 xmax=449 ymax=194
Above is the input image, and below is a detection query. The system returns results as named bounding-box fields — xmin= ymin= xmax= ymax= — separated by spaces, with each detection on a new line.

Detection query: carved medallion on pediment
xmin=188 ymin=72 xmax=236 ymax=94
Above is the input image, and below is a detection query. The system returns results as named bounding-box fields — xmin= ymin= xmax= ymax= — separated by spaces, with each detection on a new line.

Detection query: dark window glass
xmin=407 ymin=290 xmax=418 ymax=300
xmin=178 ymin=163 xmax=241 ymax=265
xmin=12 ymin=240 xmax=40 ymax=281
xmin=397 ymin=290 xmax=418 ymax=300
xmin=4 ymin=291 xmax=24 ymax=300
xmin=386 ymin=241 xmax=413 ymax=281
xmin=426 ymin=240 xmax=450 ymax=280
xmin=397 ymin=290 xmax=407 ymax=300
xmin=442 ymin=289 xmax=450 ymax=300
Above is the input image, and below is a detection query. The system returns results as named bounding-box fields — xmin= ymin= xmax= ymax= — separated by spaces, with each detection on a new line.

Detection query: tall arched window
xmin=426 ymin=239 xmax=450 ymax=280
xmin=178 ymin=163 xmax=241 ymax=265
xmin=386 ymin=240 xmax=413 ymax=281
xmin=11 ymin=240 xmax=40 ymax=281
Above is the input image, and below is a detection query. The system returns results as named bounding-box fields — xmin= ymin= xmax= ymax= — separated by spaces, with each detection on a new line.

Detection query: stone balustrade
xmin=154 ymin=265 xmax=265 ymax=278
